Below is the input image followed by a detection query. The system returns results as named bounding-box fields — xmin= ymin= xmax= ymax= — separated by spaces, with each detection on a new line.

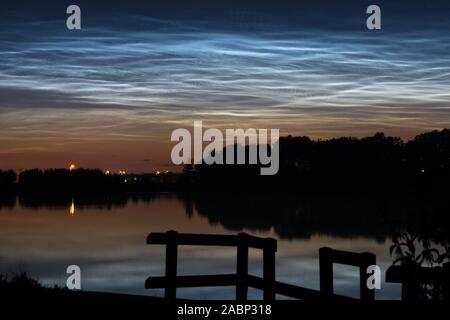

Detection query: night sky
xmin=1 ymin=0 xmax=450 ymax=172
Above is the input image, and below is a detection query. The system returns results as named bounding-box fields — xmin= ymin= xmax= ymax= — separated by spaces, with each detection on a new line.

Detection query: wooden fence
xmin=145 ymin=231 xmax=377 ymax=301
xmin=319 ymin=247 xmax=376 ymax=301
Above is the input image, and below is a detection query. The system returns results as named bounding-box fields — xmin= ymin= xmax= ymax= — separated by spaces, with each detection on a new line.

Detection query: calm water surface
xmin=2 ymin=193 xmax=446 ymax=300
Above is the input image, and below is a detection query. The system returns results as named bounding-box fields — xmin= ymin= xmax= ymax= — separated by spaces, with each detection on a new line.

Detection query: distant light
xmin=69 ymin=199 xmax=75 ymax=216
xmin=69 ymin=164 xmax=76 ymax=171
xmin=156 ymin=170 xmax=161 ymax=175
xmin=118 ymin=170 xmax=126 ymax=175
xmin=421 ymin=169 xmax=425 ymax=173
xmin=164 ymin=170 xmax=169 ymax=174
xmin=105 ymin=170 xmax=111 ymax=175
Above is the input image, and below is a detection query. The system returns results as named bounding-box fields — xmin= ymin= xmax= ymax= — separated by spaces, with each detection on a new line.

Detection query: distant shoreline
xmin=1 ymin=129 xmax=449 ymax=193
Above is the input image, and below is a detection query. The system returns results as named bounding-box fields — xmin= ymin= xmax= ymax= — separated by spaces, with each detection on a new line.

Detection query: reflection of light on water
xmin=70 ymin=199 xmax=75 ymax=216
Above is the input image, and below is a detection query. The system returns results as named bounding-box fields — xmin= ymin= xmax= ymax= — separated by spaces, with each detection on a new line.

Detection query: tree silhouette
xmin=390 ymin=230 xmax=450 ymax=300
xmin=185 ymin=128 xmax=450 ymax=192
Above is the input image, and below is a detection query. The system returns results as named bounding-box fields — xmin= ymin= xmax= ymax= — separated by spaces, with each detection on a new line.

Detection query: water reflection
xmin=69 ymin=199 xmax=75 ymax=216
xmin=186 ymin=192 xmax=450 ymax=242
xmin=0 ymin=192 xmax=448 ymax=299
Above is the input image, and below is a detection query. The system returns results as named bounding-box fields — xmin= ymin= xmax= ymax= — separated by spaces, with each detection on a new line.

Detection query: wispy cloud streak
xmin=1 ymin=1 xmax=450 ymax=170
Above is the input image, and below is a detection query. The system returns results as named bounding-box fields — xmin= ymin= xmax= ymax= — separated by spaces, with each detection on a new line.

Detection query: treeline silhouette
xmin=0 ymin=128 xmax=449 ymax=193
xmin=0 ymin=170 xmax=16 ymax=191
xmin=10 ymin=169 xmax=161 ymax=194
xmin=17 ymin=192 xmax=158 ymax=210
xmin=185 ymin=129 xmax=450 ymax=192
xmin=1 ymin=190 xmax=449 ymax=243
xmin=181 ymin=191 xmax=450 ymax=242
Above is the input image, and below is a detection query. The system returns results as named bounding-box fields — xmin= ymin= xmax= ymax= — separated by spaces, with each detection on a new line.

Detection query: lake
xmin=0 ymin=192 xmax=448 ymax=299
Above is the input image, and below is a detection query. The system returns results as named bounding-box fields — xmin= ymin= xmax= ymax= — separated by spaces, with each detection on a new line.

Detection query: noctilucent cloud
xmin=1 ymin=0 xmax=450 ymax=172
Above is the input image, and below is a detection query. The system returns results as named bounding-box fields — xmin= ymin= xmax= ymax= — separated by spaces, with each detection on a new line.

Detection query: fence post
xmin=236 ymin=233 xmax=249 ymax=300
xmin=319 ymin=247 xmax=333 ymax=298
xmin=263 ymin=238 xmax=277 ymax=301
xmin=165 ymin=230 xmax=178 ymax=300
xmin=359 ymin=252 xmax=376 ymax=301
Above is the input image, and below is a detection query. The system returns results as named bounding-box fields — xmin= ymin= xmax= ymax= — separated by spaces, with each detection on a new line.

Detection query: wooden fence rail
xmin=146 ymin=231 xmax=371 ymax=301
xmin=146 ymin=230 xmax=276 ymax=300
xmin=319 ymin=247 xmax=376 ymax=301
